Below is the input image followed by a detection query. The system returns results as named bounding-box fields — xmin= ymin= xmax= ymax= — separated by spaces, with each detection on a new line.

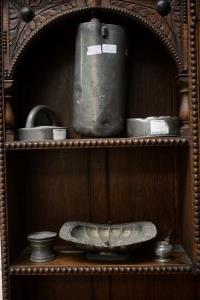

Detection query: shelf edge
xmin=9 ymin=264 xmax=192 ymax=275
xmin=5 ymin=137 xmax=189 ymax=150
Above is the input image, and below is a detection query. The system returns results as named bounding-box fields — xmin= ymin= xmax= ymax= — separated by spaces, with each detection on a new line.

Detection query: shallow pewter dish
xmin=59 ymin=221 xmax=157 ymax=253
xmin=126 ymin=116 xmax=179 ymax=137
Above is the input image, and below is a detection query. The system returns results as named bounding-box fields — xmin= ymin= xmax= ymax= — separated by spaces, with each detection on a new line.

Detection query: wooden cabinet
xmin=1 ymin=1 xmax=200 ymax=299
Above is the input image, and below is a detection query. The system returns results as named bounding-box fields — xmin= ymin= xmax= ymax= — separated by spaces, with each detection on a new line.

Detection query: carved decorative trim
xmin=2 ymin=31 xmax=7 ymax=53
xmin=0 ymin=2 xmax=9 ymax=300
xmin=8 ymin=0 xmax=76 ymax=59
xmin=183 ymin=0 xmax=188 ymax=23
xmin=190 ymin=0 xmax=200 ymax=271
xmin=10 ymin=264 xmax=192 ymax=275
xmin=5 ymin=0 xmax=185 ymax=77
xmin=5 ymin=137 xmax=189 ymax=150
xmin=111 ymin=0 xmax=183 ymax=66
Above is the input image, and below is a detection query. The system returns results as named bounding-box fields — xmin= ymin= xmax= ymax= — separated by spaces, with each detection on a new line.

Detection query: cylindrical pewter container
xmin=73 ymin=18 xmax=127 ymax=137
xmin=126 ymin=116 xmax=179 ymax=137
xmin=27 ymin=231 xmax=57 ymax=262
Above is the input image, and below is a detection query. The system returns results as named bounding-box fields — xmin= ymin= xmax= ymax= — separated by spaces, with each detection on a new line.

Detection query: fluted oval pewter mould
xmin=59 ymin=221 xmax=157 ymax=252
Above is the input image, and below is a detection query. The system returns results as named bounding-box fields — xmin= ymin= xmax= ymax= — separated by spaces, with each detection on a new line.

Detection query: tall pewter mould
xmin=73 ymin=18 xmax=127 ymax=137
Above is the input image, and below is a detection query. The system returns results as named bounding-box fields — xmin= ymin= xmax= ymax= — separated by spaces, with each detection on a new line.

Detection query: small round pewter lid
xmin=27 ymin=231 xmax=57 ymax=242
xmin=126 ymin=116 xmax=179 ymax=137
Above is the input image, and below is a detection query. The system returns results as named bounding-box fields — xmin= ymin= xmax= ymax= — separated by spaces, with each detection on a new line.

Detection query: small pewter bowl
xmin=59 ymin=221 xmax=157 ymax=260
xmin=27 ymin=231 xmax=57 ymax=263
xmin=126 ymin=116 xmax=179 ymax=137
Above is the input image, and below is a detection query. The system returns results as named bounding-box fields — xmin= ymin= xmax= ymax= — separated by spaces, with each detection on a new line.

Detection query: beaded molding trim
xmin=0 ymin=1 xmax=10 ymax=299
xmin=7 ymin=4 xmax=184 ymax=78
xmin=183 ymin=0 xmax=188 ymax=23
xmin=190 ymin=0 xmax=200 ymax=271
xmin=10 ymin=265 xmax=192 ymax=275
xmin=5 ymin=138 xmax=189 ymax=150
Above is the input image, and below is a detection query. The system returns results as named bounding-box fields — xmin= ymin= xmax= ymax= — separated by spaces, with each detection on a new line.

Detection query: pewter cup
xmin=27 ymin=231 xmax=57 ymax=263
xmin=155 ymin=241 xmax=173 ymax=262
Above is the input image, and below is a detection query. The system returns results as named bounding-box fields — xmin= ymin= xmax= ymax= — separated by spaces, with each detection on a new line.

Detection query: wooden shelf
xmin=10 ymin=246 xmax=192 ymax=275
xmin=5 ymin=137 xmax=189 ymax=150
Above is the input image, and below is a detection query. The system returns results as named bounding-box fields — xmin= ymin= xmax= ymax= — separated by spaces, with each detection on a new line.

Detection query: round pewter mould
xmin=27 ymin=231 xmax=57 ymax=262
xmin=126 ymin=116 xmax=179 ymax=137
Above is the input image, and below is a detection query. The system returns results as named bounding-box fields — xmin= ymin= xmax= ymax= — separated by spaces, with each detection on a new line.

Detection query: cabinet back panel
xmin=9 ymin=11 xmax=178 ymax=260
xmin=7 ymin=147 xmax=179 ymax=259
xmin=11 ymin=275 xmax=195 ymax=300
xmin=13 ymin=13 xmax=177 ymax=132
xmin=109 ymin=148 xmax=175 ymax=239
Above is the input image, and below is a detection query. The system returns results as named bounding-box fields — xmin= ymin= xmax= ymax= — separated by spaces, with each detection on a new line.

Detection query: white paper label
xmin=53 ymin=129 xmax=67 ymax=140
xmin=102 ymin=44 xmax=117 ymax=54
xmin=87 ymin=45 xmax=102 ymax=56
xmin=150 ymin=120 xmax=169 ymax=135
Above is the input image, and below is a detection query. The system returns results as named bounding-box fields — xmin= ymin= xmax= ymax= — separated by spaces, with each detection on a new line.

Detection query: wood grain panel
xmin=175 ymin=148 xmax=193 ymax=258
xmin=13 ymin=22 xmax=77 ymax=131
xmin=127 ymin=29 xmax=177 ymax=118
xmin=108 ymin=147 xmax=176 ymax=240
xmin=24 ymin=150 xmax=90 ymax=232
xmin=7 ymin=152 xmax=28 ymax=260
xmin=11 ymin=276 xmax=111 ymax=300
xmin=11 ymin=275 xmax=196 ymax=300
xmin=7 ymin=148 xmax=109 ymax=257
xmin=11 ymin=276 xmax=92 ymax=300
xmin=7 ymin=149 xmax=91 ymax=256
xmin=89 ymin=149 xmax=108 ymax=223
xmin=111 ymin=275 xmax=195 ymax=300
xmin=92 ymin=276 xmax=110 ymax=300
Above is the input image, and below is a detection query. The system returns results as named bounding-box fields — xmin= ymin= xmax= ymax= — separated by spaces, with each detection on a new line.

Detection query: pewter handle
xmin=25 ymin=105 xmax=57 ymax=128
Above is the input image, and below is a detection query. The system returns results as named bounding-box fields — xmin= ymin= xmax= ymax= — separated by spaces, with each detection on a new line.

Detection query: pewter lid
xmin=27 ymin=231 xmax=57 ymax=242
xmin=126 ymin=116 xmax=179 ymax=122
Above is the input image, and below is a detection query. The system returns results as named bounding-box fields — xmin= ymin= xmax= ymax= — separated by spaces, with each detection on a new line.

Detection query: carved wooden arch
xmin=6 ymin=0 xmax=184 ymax=78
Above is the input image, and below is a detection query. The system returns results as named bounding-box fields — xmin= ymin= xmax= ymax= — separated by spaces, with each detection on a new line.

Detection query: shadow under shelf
xmin=5 ymin=137 xmax=189 ymax=151
xmin=10 ymin=245 xmax=192 ymax=275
